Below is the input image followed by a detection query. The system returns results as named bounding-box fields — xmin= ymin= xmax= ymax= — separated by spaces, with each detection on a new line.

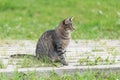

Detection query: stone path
xmin=0 ymin=40 xmax=120 ymax=69
xmin=66 ymin=40 xmax=120 ymax=66
xmin=0 ymin=40 xmax=120 ymax=76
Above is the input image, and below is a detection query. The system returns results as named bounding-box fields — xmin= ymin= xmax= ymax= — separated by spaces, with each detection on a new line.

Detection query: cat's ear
xmin=63 ymin=17 xmax=73 ymax=24
xmin=69 ymin=17 xmax=74 ymax=21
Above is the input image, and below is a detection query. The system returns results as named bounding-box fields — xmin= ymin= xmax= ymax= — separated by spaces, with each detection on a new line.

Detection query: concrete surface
xmin=0 ymin=40 xmax=120 ymax=75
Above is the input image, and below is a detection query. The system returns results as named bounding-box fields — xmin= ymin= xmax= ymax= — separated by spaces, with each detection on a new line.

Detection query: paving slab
xmin=0 ymin=40 xmax=120 ymax=75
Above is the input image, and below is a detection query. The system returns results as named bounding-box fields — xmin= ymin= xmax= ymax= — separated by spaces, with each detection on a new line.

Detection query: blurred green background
xmin=0 ymin=0 xmax=120 ymax=40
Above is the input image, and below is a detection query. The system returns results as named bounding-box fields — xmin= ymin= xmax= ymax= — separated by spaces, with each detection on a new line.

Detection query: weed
xmin=0 ymin=70 xmax=120 ymax=80
xmin=0 ymin=59 xmax=6 ymax=69
xmin=92 ymin=49 xmax=104 ymax=52
xmin=9 ymin=55 xmax=61 ymax=68
xmin=78 ymin=56 xmax=116 ymax=65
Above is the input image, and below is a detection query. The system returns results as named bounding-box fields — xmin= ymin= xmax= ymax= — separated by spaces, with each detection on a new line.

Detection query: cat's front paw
xmin=61 ymin=59 xmax=68 ymax=66
xmin=63 ymin=62 xmax=68 ymax=66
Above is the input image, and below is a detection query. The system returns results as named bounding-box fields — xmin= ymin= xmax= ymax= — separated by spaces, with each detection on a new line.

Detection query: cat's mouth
xmin=66 ymin=29 xmax=74 ymax=33
xmin=70 ymin=26 xmax=75 ymax=31
xmin=64 ymin=26 xmax=75 ymax=32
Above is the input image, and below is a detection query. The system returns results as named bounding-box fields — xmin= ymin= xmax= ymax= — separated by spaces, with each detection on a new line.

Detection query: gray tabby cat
xmin=36 ymin=17 xmax=75 ymax=65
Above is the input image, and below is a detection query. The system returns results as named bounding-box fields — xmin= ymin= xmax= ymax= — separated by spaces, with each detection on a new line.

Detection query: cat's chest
xmin=61 ymin=39 xmax=70 ymax=49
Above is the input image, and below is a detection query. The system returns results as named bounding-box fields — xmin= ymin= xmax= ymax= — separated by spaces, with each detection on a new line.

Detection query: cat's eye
xmin=65 ymin=23 xmax=72 ymax=27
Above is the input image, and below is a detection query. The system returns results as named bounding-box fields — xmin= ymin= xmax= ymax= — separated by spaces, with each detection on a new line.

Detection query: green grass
xmin=0 ymin=0 xmax=120 ymax=40
xmin=9 ymin=55 xmax=61 ymax=68
xmin=78 ymin=56 xmax=115 ymax=65
xmin=0 ymin=70 xmax=120 ymax=80
xmin=0 ymin=59 xmax=6 ymax=69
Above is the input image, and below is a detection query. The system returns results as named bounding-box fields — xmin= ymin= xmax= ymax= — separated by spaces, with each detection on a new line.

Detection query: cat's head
xmin=61 ymin=17 xmax=75 ymax=33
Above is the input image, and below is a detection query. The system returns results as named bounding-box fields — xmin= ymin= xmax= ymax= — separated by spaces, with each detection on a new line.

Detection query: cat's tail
xmin=10 ymin=54 xmax=36 ymax=58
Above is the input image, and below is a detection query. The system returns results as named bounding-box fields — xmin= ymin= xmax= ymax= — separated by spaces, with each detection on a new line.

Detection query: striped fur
xmin=36 ymin=17 xmax=75 ymax=65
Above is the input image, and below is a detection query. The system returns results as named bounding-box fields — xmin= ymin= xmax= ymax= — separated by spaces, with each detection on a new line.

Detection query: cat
xmin=36 ymin=17 xmax=75 ymax=65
